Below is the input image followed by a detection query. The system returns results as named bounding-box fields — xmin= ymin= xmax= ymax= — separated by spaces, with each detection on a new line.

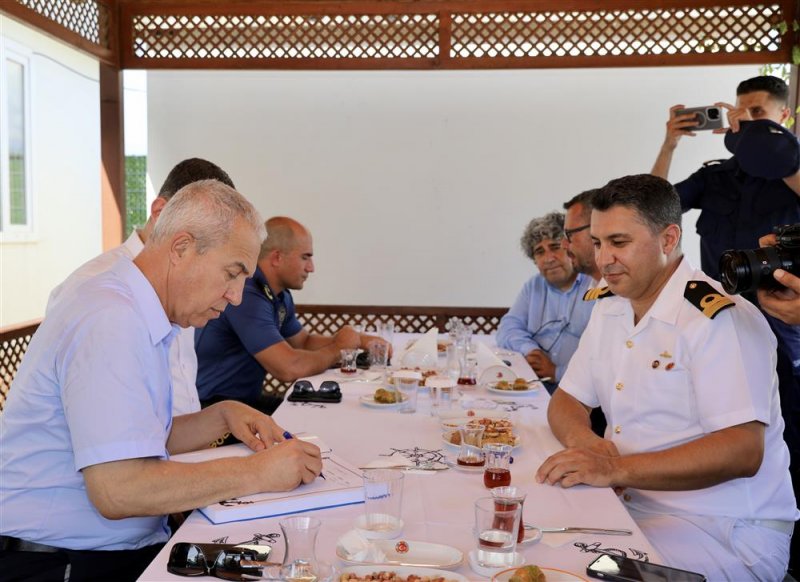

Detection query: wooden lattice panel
xmin=451 ymin=5 xmax=784 ymax=60
xmin=0 ymin=330 xmax=35 ymax=412
xmin=116 ymin=1 xmax=796 ymax=68
xmin=130 ymin=13 xmax=439 ymax=61
xmin=14 ymin=0 xmax=111 ymax=48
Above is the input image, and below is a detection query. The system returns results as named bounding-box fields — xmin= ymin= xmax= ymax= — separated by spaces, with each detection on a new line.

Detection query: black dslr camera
xmin=719 ymin=224 xmax=800 ymax=295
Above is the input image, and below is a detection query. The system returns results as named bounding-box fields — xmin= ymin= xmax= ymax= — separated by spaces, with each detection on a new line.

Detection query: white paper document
xmin=171 ymin=442 xmax=364 ymax=524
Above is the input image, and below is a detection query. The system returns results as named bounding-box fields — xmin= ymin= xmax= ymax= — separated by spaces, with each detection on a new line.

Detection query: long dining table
xmin=139 ymin=333 xmax=660 ymax=581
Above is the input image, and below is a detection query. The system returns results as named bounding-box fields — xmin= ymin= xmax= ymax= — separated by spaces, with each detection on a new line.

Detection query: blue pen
xmin=283 ymin=431 xmax=326 ymax=480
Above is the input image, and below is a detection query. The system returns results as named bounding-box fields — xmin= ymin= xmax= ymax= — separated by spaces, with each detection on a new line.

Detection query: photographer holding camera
xmin=756 ymin=232 xmax=800 ymax=325
xmin=652 ymin=74 xmax=800 ymax=573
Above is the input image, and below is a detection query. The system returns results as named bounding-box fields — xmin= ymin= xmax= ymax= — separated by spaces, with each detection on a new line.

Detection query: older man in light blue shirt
xmin=497 ymin=212 xmax=594 ymax=390
xmin=0 ymin=181 xmax=324 ymax=582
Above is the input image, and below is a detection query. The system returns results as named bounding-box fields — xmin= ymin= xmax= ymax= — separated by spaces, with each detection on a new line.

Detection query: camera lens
xmin=719 ymin=247 xmax=796 ymax=295
xmin=707 ymin=107 xmax=720 ymax=121
xmin=693 ymin=112 xmax=707 ymax=129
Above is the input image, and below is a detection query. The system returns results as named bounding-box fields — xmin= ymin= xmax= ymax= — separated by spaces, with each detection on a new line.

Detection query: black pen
xmin=283 ymin=431 xmax=326 ymax=480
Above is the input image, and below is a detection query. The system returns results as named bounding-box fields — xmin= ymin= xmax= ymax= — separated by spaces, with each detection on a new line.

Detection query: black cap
xmin=724 ymin=119 xmax=800 ymax=180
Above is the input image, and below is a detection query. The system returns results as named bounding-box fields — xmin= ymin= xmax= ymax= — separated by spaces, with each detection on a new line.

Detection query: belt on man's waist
xmin=742 ymin=519 xmax=795 ymax=534
xmin=0 ymin=535 xmax=64 ymax=553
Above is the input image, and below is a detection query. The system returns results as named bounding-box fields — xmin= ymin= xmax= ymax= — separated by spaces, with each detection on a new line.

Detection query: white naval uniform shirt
xmin=560 ymin=257 xmax=798 ymax=522
xmin=46 ymin=231 xmax=200 ymax=415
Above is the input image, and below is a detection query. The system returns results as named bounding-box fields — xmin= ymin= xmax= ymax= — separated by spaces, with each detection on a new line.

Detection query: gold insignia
xmin=583 ymin=286 xmax=615 ymax=301
xmin=659 ymin=351 xmax=672 ymax=358
xmin=684 ymin=280 xmax=734 ymax=319
xmin=262 ymin=284 xmax=274 ymax=301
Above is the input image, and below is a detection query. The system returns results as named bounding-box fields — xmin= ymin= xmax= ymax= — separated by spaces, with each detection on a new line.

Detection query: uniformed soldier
xmin=537 ymin=174 xmax=797 ymax=580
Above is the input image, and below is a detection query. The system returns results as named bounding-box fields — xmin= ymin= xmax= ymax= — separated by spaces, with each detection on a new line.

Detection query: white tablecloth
xmin=139 ymin=334 xmax=659 ymax=580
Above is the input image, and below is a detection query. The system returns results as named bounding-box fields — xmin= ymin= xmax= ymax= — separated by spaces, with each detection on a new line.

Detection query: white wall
xmin=148 ymin=65 xmax=758 ymax=308
xmin=0 ymin=16 xmax=101 ymax=326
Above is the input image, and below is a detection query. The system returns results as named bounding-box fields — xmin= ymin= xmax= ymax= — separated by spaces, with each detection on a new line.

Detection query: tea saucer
xmin=442 ymin=456 xmax=485 ymax=473
xmin=335 ymin=369 xmax=364 ymax=379
xmin=468 ymin=549 xmax=525 ymax=578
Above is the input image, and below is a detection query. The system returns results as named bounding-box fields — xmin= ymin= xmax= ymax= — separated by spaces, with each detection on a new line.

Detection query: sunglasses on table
xmin=286 ymin=380 xmax=342 ymax=403
xmin=167 ymin=542 xmax=277 ymax=580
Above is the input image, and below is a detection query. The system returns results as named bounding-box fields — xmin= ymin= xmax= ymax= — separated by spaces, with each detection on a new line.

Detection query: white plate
xmin=340 ymin=565 xmax=470 ymax=581
xmin=478 ymin=365 xmax=517 ymax=385
xmin=359 ymin=394 xmax=406 ymax=409
xmin=441 ymin=433 xmax=521 ymax=451
xmin=485 ymin=382 xmax=540 ymax=396
xmin=492 ymin=566 xmax=589 ymax=581
xmin=336 ymin=538 xmax=464 ymax=569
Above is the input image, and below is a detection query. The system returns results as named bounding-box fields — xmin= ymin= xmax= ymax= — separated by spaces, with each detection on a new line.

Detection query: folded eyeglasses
xmin=167 ymin=542 xmax=276 ymax=580
xmin=287 ymin=380 xmax=342 ymax=403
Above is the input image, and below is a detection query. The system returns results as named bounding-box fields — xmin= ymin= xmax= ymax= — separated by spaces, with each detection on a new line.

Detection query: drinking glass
xmin=483 ymin=443 xmax=512 ymax=489
xmin=490 ymin=486 xmax=528 ymax=543
xmin=357 ymin=469 xmax=404 ymax=539
xmin=392 ymin=371 xmax=421 ymax=414
xmin=278 ymin=515 xmax=335 ymax=582
xmin=474 ymin=497 xmax=521 ymax=568
xmin=368 ymin=341 xmax=389 ymax=368
xmin=457 ymin=424 xmax=485 ymax=467
xmin=339 ymin=349 xmax=359 ymax=375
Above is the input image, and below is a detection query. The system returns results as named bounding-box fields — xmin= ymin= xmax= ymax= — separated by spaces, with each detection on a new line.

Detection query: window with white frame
xmin=0 ymin=38 xmax=33 ymax=235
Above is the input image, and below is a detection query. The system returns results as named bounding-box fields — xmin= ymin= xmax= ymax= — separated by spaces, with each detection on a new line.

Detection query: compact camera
xmin=676 ymin=105 xmax=725 ymax=131
xmin=719 ymin=223 xmax=800 ymax=295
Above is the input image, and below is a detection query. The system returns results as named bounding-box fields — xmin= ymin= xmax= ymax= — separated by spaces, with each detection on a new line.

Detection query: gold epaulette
xmin=583 ymin=286 xmax=614 ymax=301
xmin=684 ymin=281 xmax=734 ymax=319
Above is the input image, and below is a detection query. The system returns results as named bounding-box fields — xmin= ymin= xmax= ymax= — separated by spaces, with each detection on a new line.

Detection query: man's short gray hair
xmin=150 ymin=179 xmax=264 ymax=253
xmin=520 ymin=212 xmax=565 ymax=261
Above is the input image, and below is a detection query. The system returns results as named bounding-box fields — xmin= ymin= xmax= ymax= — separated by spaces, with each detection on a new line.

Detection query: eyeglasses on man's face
xmin=564 ymin=224 xmax=590 ymax=243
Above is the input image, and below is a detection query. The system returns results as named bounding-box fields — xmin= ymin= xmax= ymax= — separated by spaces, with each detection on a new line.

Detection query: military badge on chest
xmin=651 ymin=350 xmax=675 ymax=371
xmin=278 ymin=305 xmax=287 ymax=327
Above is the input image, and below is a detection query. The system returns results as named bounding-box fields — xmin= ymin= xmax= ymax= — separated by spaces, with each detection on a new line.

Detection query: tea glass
xmin=339 ymin=348 xmax=359 ymax=375
xmin=490 ymin=486 xmax=528 ymax=543
xmin=483 ymin=443 xmax=513 ymax=489
xmin=457 ymin=424 xmax=485 ymax=467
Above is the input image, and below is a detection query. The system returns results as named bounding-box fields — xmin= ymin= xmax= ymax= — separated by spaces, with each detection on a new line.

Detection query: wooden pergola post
xmin=100 ymin=63 xmax=125 ymax=250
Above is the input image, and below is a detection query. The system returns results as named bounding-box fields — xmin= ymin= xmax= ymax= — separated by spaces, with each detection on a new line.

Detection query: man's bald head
xmin=260 ymin=216 xmax=310 ymax=259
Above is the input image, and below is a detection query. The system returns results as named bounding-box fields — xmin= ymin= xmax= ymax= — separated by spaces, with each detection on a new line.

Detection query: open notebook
xmin=171 ymin=441 xmax=364 ymax=524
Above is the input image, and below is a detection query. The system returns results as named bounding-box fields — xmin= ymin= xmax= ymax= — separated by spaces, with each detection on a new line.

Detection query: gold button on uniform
xmin=625 ymin=340 xmax=634 ymax=348
xmin=615 ymin=382 xmax=624 ymax=391
xmin=614 ymin=425 xmax=622 ymax=434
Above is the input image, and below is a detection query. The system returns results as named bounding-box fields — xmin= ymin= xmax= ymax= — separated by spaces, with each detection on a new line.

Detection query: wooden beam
xmin=99 ymin=63 xmax=125 ymax=250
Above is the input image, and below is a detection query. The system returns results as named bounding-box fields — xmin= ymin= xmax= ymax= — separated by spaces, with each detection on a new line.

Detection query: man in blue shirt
xmin=196 ymin=216 xmax=389 ymax=410
xmin=0 ymin=182 xmax=323 ymax=582
xmin=496 ymin=212 xmax=594 ymax=391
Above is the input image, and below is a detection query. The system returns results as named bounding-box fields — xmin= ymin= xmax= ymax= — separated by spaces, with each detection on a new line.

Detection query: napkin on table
xmin=401 ymin=327 xmax=439 ymax=368
xmin=337 ymin=529 xmax=387 ymax=562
